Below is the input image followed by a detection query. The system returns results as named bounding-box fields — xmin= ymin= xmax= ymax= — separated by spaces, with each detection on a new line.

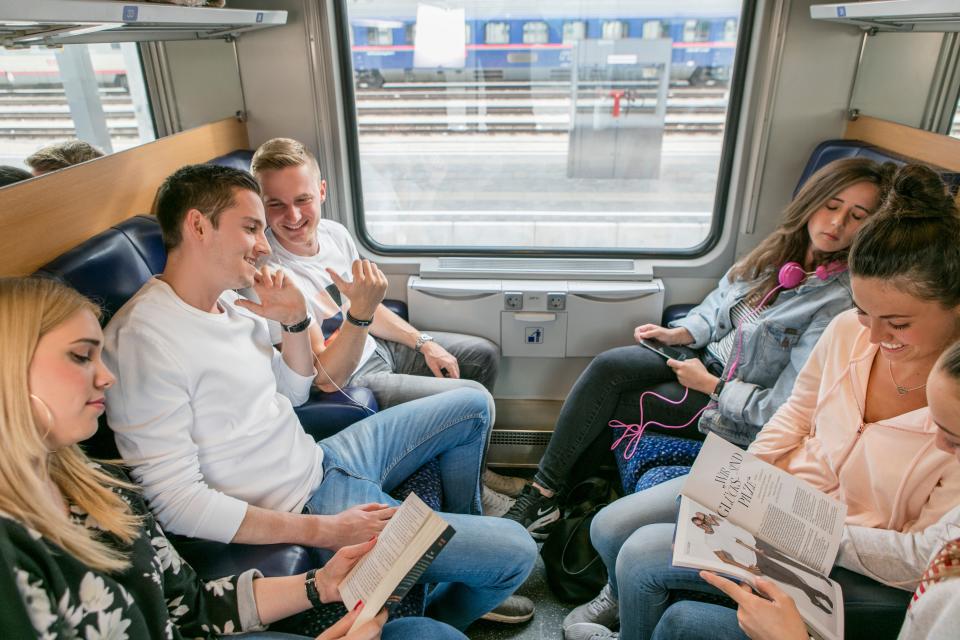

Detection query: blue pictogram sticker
xmin=256 ymin=12 xmax=264 ymax=23
xmin=525 ymin=327 xmax=544 ymax=344
xmin=123 ymin=6 xmax=139 ymax=22
xmin=837 ymin=7 xmax=846 ymax=17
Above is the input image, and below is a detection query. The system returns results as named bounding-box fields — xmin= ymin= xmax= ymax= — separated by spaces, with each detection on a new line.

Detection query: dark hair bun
xmin=879 ymin=164 xmax=956 ymax=220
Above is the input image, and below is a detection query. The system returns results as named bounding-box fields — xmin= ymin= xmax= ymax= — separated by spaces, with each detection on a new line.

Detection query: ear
xmin=319 ymin=179 xmax=327 ymax=204
xmin=184 ymin=208 xmax=208 ymax=243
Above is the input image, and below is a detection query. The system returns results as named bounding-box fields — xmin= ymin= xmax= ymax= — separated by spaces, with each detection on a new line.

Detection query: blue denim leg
xmin=616 ymin=523 xmax=726 ymax=640
xmin=590 ymin=475 xmax=685 ymax=599
xmin=308 ymin=387 xmax=490 ymax=516
xmin=650 ymin=601 xmax=745 ymax=640
xmin=381 ymin=617 xmax=468 ymax=640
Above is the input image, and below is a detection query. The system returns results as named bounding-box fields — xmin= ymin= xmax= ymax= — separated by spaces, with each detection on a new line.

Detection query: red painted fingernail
xmin=354 ymin=600 xmax=364 ymax=611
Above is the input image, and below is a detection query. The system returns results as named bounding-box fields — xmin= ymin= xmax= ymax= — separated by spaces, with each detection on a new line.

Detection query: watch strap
xmin=305 ymin=569 xmax=323 ymax=608
xmin=280 ymin=315 xmax=312 ymax=333
xmin=346 ymin=310 xmax=373 ymax=327
xmin=712 ymin=378 xmax=726 ymax=400
xmin=414 ymin=334 xmax=434 ymax=353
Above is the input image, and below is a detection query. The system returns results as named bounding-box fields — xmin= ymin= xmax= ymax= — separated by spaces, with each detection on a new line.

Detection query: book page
xmin=673 ymin=497 xmax=844 ymax=640
xmin=681 ymin=433 xmax=847 ymax=575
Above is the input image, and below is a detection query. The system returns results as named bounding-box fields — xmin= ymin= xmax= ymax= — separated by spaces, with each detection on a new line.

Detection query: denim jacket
xmin=669 ymin=267 xmax=853 ymax=447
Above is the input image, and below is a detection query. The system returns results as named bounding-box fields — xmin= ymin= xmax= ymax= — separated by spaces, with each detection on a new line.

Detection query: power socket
xmin=504 ymin=292 xmax=523 ymax=310
xmin=547 ymin=293 xmax=566 ymax=311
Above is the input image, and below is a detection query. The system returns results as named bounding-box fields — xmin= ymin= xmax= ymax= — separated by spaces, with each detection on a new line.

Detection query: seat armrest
xmin=294 ymin=387 xmax=379 ymax=441
xmin=382 ymin=299 xmax=408 ymax=321
xmin=170 ymin=535 xmax=312 ymax=579
xmin=662 ymin=304 xmax=696 ymax=326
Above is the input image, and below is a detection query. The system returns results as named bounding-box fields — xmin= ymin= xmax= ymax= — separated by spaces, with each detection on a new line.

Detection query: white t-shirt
xmin=103 ymin=277 xmax=323 ymax=543
xmin=264 ymin=221 xmax=377 ymax=373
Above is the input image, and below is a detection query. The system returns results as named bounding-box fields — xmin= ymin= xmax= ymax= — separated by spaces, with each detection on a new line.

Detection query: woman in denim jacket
xmin=503 ymin=157 xmax=894 ymax=541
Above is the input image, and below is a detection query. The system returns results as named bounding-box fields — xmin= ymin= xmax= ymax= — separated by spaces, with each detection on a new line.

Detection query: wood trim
xmin=844 ymin=116 xmax=960 ymax=172
xmin=0 ymin=117 xmax=249 ymax=276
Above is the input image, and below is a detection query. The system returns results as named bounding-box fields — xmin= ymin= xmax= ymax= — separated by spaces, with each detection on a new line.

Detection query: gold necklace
xmin=888 ymin=360 xmax=927 ymax=395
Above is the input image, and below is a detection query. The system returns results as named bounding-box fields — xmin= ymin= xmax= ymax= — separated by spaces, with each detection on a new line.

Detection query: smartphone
xmin=639 ymin=338 xmax=688 ymax=361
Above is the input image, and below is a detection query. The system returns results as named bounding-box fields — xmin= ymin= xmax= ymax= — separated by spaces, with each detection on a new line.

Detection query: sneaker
xmin=502 ymin=483 xmax=560 ymax=539
xmin=482 ymin=485 xmax=516 ymax=517
xmin=480 ymin=594 xmax=535 ymax=624
xmin=564 ymin=622 xmax=619 ymax=640
xmin=562 ymin=584 xmax=619 ymax=630
xmin=484 ymin=468 xmax=529 ymax=497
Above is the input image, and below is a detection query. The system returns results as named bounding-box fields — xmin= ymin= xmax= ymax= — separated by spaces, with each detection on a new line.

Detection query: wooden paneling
xmin=0 ymin=117 xmax=249 ymax=276
xmin=845 ymin=116 xmax=960 ymax=172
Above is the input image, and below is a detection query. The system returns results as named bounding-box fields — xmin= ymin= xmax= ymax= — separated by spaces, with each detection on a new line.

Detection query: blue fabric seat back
xmin=114 ymin=215 xmax=167 ymax=274
xmin=207 ymin=149 xmax=255 ymax=172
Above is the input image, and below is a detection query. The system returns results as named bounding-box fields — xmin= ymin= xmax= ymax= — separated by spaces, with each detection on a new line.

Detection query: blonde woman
xmin=0 ymin=276 xmax=464 ymax=640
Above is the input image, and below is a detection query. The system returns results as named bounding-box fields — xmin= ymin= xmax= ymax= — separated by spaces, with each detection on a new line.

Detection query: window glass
xmin=0 ymin=43 xmax=155 ymax=172
xmin=523 ymin=22 xmax=549 ymax=45
xmin=485 ymin=22 xmax=510 ymax=45
xmin=602 ymin=20 xmax=628 ymax=40
xmin=345 ymin=1 xmax=747 ymax=253
xmin=723 ymin=18 xmax=739 ymax=42
xmin=951 ymin=96 xmax=960 ymax=139
xmin=562 ymin=21 xmax=586 ymax=44
xmin=683 ymin=19 xmax=711 ymax=42
xmin=367 ymin=27 xmax=394 ymax=46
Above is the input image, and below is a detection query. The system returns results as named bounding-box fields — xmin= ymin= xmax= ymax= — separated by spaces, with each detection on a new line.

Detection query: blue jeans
xmin=650 ymin=601 xmax=745 ymax=640
xmin=590 ymin=476 xmax=726 ymax=640
xmin=235 ymin=616 xmax=468 ymax=640
xmin=303 ymin=388 xmax=537 ymax=630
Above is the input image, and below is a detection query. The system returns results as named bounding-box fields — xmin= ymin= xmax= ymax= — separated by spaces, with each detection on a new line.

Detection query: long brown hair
xmin=729 ymin=157 xmax=895 ymax=300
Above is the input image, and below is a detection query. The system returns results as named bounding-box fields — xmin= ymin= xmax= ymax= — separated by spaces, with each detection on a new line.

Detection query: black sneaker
xmin=502 ymin=484 xmax=560 ymax=539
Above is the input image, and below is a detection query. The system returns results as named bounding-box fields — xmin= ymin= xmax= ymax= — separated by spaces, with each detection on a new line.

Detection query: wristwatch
xmin=414 ymin=333 xmax=435 ymax=353
xmin=711 ymin=378 xmax=726 ymax=400
xmin=280 ymin=315 xmax=312 ymax=333
xmin=305 ymin=568 xmax=323 ymax=608
xmin=345 ymin=310 xmax=373 ymax=328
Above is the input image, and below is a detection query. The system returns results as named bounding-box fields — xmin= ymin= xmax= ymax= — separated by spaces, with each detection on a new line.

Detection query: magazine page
xmin=681 ymin=433 xmax=847 ymax=575
xmin=673 ymin=497 xmax=844 ymax=640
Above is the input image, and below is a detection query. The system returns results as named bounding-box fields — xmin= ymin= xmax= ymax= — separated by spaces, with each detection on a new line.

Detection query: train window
xmin=406 ymin=23 xmax=416 ymax=45
xmin=683 ymin=19 xmax=711 ymax=43
xmin=601 ymin=20 xmax=628 ymax=40
xmin=952 ymin=100 xmax=960 ymax=139
xmin=485 ymin=22 xmax=510 ymax=45
xmin=341 ymin=0 xmax=750 ymax=254
xmin=642 ymin=20 xmax=667 ymax=39
xmin=562 ymin=21 xmax=586 ymax=44
xmin=367 ymin=27 xmax=394 ymax=46
xmin=523 ymin=22 xmax=549 ymax=45
xmin=723 ymin=19 xmax=739 ymax=42
xmin=0 ymin=43 xmax=155 ymax=170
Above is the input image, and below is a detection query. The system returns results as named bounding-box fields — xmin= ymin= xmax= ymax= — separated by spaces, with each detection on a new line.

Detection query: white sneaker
xmin=482 ymin=485 xmax=516 ymax=517
xmin=562 ymin=583 xmax=619 ymax=630
xmin=565 ymin=623 xmax=619 ymax=640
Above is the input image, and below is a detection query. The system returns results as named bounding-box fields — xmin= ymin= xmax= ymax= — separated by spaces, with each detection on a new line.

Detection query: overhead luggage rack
xmin=0 ymin=0 xmax=286 ymax=47
xmin=810 ymin=1 xmax=960 ymax=33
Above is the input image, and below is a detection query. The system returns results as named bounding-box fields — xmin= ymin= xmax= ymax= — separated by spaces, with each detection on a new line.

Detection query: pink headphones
xmin=777 ymin=260 xmax=846 ymax=290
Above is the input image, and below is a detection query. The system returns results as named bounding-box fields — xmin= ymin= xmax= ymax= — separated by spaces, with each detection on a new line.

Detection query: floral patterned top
xmin=0 ymin=464 xmax=263 ymax=639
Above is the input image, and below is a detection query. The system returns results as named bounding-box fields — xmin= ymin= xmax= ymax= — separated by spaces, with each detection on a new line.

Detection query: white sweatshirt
xmin=835 ymin=503 xmax=960 ymax=639
xmin=103 ymin=277 xmax=321 ymax=543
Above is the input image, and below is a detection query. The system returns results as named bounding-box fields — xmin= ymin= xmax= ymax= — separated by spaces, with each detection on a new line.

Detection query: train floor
xmin=468 ymin=548 xmax=575 ymax=640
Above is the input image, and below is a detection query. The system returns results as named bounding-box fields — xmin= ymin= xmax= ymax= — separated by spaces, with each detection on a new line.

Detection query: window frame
xmin=562 ymin=20 xmax=586 ymax=44
xmin=601 ymin=20 xmax=628 ymax=40
xmin=484 ymin=21 xmax=511 ymax=45
xmin=522 ymin=21 xmax=549 ymax=45
xmin=334 ymin=1 xmax=758 ymax=259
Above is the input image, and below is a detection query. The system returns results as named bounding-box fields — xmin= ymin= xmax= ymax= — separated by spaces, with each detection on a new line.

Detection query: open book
xmin=672 ymin=433 xmax=848 ymax=640
xmin=338 ymin=493 xmax=455 ymax=632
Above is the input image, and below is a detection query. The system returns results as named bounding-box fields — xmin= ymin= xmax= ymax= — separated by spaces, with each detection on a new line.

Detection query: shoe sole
xmin=480 ymin=610 xmax=535 ymax=624
xmin=527 ymin=511 xmax=561 ymax=540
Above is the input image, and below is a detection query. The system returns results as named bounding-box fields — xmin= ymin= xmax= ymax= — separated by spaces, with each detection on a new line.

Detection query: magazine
xmin=672 ymin=433 xmax=848 ymax=640
xmin=338 ymin=493 xmax=455 ymax=632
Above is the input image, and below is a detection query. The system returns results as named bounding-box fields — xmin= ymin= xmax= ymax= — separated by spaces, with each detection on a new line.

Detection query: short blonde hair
xmin=251 ymin=137 xmax=321 ymax=181
xmin=0 ymin=277 xmax=140 ymax=572
xmin=25 ymin=139 xmax=104 ymax=174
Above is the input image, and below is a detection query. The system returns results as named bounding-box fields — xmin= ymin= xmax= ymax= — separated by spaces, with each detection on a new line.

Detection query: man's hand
xmin=667 ymin=357 xmax=719 ymax=395
xmin=316 ymin=605 xmax=388 ymax=640
xmin=700 ymin=572 xmax=808 ymax=640
xmin=311 ymin=537 xmax=378 ymax=603
xmin=420 ymin=341 xmax=460 ymax=379
xmin=327 ymin=260 xmax=387 ymax=321
xmin=315 ymin=503 xmax=396 ymax=549
xmin=236 ymin=266 xmax=308 ymax=326
xmin=634 ymin=323 xmax=694 ymax=346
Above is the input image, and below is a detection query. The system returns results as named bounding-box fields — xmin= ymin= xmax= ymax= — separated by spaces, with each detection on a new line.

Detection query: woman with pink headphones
xmin=505 ymin=157 xmax=895 ymax=539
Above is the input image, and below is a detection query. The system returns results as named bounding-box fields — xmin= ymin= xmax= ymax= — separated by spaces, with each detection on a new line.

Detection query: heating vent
xmin=487 ymin=429 xmax=552 ymax=466
xmin=490 ymin=430 xmax=552 ymax=447
xmin=437 ymin=257 xmax=636 ymax=272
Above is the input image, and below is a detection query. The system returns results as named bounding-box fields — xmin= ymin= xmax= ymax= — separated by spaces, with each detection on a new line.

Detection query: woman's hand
xmin=316 ymin=503 xmax=396 ymax=549
xmin=700 ymin=571 xmax=808 ymax=640
xmin=667 ymin=357 xmax=719 ymax=395
xmin=316 ymin=605 xmax=388 ymax=640
xmin=312 ymin=537 xmax=378 ymax=603
xmin=634 ymin=324 xmax=693 ymax=346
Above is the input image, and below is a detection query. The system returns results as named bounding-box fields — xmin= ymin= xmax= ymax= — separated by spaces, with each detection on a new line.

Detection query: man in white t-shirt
xmin=103 ymin=164 xmax=537 ymax=630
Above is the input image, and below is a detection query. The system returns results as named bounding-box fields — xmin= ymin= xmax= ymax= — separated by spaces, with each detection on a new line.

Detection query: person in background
xmin=562 ymin=163 xmax=960 ymax=640
xmin=0 ymin=276 xmax=466 ymax=640
xmin=505 ymin=157 xmax=894 ymax=539
xmin=25 ymin=139 xmax=104 ymax=175
xmin=653 ymin=337 xmax=960 ymax=640
xmin=0 ymin=165 xmax=31 ymax=187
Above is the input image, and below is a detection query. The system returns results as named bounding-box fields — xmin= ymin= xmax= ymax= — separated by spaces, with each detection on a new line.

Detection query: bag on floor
xmin=540 ymin=477 xmax=612 ymax=603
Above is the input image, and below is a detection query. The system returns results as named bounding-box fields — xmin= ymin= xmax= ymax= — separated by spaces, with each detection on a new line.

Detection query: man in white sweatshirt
xmin=102 ymin=164 xmax=536 ymax=630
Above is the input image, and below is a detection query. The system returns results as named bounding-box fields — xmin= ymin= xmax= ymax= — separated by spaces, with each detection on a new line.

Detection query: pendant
xmin=896 ymin=385 xmax=908 ymax=395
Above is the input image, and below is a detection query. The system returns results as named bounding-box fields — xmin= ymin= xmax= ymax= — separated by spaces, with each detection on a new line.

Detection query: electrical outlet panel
xmin=504 ymin=292 xmax=523 ymax=310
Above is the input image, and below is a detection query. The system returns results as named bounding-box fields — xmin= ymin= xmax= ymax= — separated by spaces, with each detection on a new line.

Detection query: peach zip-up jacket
xmin=748 ymin=309 xmax=960 ymax=533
